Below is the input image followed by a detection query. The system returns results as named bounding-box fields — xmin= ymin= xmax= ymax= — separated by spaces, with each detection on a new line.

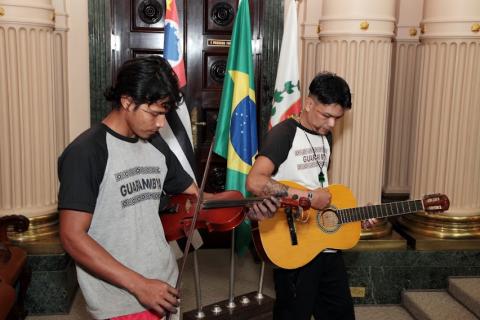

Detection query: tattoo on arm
xmin=261 ymin=180 xmax=288 ymax=197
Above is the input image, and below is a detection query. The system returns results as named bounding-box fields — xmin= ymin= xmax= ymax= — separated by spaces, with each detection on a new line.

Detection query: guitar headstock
xmin=422 ymin=194 xmax=450 ymax=213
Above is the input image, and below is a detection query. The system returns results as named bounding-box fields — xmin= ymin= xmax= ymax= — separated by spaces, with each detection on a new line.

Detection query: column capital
xmin=319 ymin=0 xmax=396 ymax=38
xmin=0 ymin=0 xmax=55 ymax=28
xmin=394 ymin=0 xmax=423 ymax=42
xmin=421 ymin=0 xmax=480 ymax=39
xmin=51 ymin=0 xmax=68 ymax=31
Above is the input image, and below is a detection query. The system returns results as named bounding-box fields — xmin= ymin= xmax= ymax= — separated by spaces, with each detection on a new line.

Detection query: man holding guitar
xmin=58 ymin=57 xmax=278 ymax=320
xmin=247 ymin=72 xmax=376 ymax=320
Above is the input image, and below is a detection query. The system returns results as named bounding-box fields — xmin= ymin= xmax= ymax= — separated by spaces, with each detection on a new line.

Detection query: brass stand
xmin=7 ymin=212 xmax=63 ymax=254
xmin=183 ymin=291 xmax=274 ymax=320
xmin=394 ymin=213 xmax=480 ymax=250
xmin=397 ymin=212 xmax=480 ymax=239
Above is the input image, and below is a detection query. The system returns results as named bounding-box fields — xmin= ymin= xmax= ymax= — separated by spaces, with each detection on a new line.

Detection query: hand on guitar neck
xmin=246 ymin=196 xmax=281 ymax=220
xmin=360 ymin=202 xmax=379 ymax=229
xmin=361 ymin=217 xmax=379 ymax=229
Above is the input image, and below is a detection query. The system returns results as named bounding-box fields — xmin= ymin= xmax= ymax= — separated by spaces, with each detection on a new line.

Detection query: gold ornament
xmin=472 ymin=23 xmax=480 ymax=33
xmin=360 ymin=21 xmax=369 ymax=30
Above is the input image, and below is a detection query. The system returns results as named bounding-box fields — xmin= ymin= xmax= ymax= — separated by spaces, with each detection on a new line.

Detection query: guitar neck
xmin=337 ymin=199 xmax=424 ymax=224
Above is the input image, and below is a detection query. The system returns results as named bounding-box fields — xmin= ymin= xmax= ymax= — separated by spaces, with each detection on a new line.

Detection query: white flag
xmin=160 ymin=0 xmax=202 ymax=255
xmin=269 ymin=0 xmax=302 ymax=128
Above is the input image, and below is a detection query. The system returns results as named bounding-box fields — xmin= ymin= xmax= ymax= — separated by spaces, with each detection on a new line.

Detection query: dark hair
xmin=308 ymin=72 xmax=352 ymax=109
xmin=104 ymin=56 xmax=183 ymax=110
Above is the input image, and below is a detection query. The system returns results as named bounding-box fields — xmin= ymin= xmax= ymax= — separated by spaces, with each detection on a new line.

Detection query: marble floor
xmin=26 ymin=249 xmax=276 ymax=320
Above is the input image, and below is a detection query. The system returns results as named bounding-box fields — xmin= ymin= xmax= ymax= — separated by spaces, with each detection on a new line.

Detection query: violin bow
xmin=166 ymin=136 xmax=216 ymax=320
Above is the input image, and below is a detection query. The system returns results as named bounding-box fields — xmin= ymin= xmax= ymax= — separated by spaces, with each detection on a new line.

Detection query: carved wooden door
xmin=111 ymin=0 xmax=263 ymax=192
xmin=111 ymin=0 xmax=184 ymax=73
xmin=185 ymin=0 xmax=262 ymax=192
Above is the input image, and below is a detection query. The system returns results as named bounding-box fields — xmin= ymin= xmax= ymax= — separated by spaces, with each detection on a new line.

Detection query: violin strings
xmin=202 ymin=198 xmax=268 ymax=209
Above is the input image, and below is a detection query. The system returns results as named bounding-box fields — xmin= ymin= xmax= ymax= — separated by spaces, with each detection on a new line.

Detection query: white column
xmin=0 ymin=0 xmax=59 ymax=218
xmin=52 ymin=0 xmax=69 ymax=151
xmin=383 ymin=0 xmax=423 ymax=195
xmin=412 ymin=0 xmax=480 ymax=214
xmin=65 ymin=0 xmax=90 ymax=141
xmin=410 ymin=0 xmax=480 ymax=217
xmin=316 ymin=0 xmax=396 ymax=206
xmin=298 ymin=0 xmax=323 ymax=77
xmin=397 ymin=0 xmax=480 ymax=240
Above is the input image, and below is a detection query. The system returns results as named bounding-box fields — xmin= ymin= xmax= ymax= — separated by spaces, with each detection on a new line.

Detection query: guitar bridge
xmin=294 ymin=207 xmax=309 ymax=223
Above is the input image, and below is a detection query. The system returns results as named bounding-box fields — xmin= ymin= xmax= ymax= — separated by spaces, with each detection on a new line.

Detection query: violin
xmin=160 ymin=191 xmax=311 ymax=242
xmin=160 ymin=191 xmax=244 ymax=241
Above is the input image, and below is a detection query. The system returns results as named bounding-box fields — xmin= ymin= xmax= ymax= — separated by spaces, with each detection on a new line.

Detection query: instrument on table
xmin=252 ymin=180 xmax=450 ymax=269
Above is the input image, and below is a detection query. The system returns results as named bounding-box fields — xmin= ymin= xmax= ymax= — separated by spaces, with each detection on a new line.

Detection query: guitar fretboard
xmin=337 ymin=200 xmax=424 ymax=224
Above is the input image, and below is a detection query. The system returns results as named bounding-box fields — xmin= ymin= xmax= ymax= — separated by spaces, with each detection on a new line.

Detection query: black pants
xmin=273 ymin=251 xmax=355 ymax=320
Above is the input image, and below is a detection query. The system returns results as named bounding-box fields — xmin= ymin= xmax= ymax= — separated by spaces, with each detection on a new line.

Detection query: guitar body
xmin=254 ymin=181 xmax=361 ymax=269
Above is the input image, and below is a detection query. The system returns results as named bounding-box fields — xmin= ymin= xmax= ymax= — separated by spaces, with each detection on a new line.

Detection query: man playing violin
xmin=246 ymin=72 xmax=377 ymax=320
xmin=58 ymin=56 xmax=278 ymax=320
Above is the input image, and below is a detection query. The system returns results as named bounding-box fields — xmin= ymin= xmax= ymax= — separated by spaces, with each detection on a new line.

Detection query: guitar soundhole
xmin=316 ymin=209 xmax=340 ymax=233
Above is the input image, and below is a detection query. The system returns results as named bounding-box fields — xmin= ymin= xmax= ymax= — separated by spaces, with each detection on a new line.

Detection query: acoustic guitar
xmin=252 ymin=181 xmax=450 ymax=269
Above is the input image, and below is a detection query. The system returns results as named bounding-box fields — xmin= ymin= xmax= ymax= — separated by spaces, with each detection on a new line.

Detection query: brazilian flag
xmin=213 ymin=0 xmax=257 ymax=256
